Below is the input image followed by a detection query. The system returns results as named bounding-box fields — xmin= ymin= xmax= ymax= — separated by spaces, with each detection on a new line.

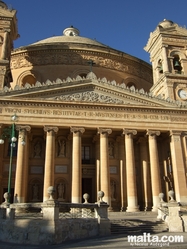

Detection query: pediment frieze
xmin=0 ymin=75 xmax=186 ymax=108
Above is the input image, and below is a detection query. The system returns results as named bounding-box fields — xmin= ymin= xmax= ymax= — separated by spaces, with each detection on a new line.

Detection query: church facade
xmin=0 ymin=2 xmax=187 ymax=211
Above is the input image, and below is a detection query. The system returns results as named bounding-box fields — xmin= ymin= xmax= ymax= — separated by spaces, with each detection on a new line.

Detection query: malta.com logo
xmin=128 ymin=233 xmax=184 ymax=247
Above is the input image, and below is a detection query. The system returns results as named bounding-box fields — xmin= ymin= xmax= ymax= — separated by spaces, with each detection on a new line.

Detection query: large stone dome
xmin=11 ymin=26 xmax=152 ymax=92
xmin=25 ymin=26 xmax=108 ymax=49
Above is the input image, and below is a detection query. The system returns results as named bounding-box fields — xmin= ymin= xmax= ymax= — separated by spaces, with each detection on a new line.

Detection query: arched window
xmin=158 ymin=59 xmax=163 ymax=74
xmin=173 ymin=55 xmax=182 ymax=74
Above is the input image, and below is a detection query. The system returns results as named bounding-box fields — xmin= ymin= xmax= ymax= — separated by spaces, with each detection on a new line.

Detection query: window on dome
xmin=127 ymin=82 xmax=136 ymax=88
xmin=79 ymin=73 xmax=87 ymax=78
xmin=22 ymin=75 xmax=36 ymax=86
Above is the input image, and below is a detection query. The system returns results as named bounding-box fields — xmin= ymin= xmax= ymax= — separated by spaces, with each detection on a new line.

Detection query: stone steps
xmin=109 ymin=212 xmax=168 ymax=235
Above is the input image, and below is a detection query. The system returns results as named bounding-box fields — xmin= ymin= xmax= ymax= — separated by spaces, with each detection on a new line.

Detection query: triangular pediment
xmin=0 ymin=75 xmax=186 ymax=108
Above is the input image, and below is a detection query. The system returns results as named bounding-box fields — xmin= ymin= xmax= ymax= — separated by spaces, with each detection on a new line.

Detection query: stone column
xmin=123 ymin=129 xmax=139 ymax=212
xmin=70 ymin=127 xmax=85 ymax=203
xmin=97 ymin=128 xmax=112 ymax=205
xmin=170 ymin=131 xmax=187 ymax=203
xmin=116 ymin=136 xmax=126 ymax=211
xmin=43 ymin=126 xmax=58 ymax=202
xmin=138 ymin=137 xmax=152 ymax=211
xmin=1 ymin=30 xmax=9 ymax=60
xmin=14 ymin=125 xmax=31 ymax=203
xmin=162 ymin=45 xmax=169 ymax=72
xmin=93 ymin=135 xmax=100 ymax=200
xmin=147 ymin=130 xmax=162 ymax=211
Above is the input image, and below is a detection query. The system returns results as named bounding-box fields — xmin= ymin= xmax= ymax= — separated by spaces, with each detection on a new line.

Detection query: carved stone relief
xmin=10 ymin=50 xmax=152 ymax=82
xmin=55 ymin=91 xmax=124 ymax=104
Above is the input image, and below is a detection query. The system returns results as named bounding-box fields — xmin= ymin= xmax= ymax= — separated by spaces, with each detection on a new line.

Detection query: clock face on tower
xmin=178 ymin=89 xmax=187 ymax=100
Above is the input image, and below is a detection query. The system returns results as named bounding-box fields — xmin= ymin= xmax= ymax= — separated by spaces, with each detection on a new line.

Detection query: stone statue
xmin=34 ymin=141 xmax=42 ymax=158
xmin=110 ymin=180 xmax=116 ymax=201
xmin=108 ymin=141 xmax=114 ymax=157
xmin=32 ymin=184 xmax=39 ymax=201
xmin=58 ymin=182 xmax=65 ymax=200
xmin=58 ymin=139 xmax=66 ymax=157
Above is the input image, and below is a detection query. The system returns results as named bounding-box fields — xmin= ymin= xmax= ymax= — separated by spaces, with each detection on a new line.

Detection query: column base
xmin=151 ymin=206 xmax=158 ymax=212
xmin=71 ymin=197 xmax=81 ymax=203
xmin=126 ymin=206 xmax=139 ymax=212
xmin=108 ymin=206 xmax=113 ymax=212
xmin=120 ymin=207 xmax=126 ymax=212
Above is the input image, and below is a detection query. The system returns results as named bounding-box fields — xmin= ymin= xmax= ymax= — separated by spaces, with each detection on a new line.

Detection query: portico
xmin=1 ymin=87 xmax=187 ymax=211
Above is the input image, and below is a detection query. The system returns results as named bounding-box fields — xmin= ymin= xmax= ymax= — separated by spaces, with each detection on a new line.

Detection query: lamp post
xmin=0 ymin=114 xmax=18 ymax=203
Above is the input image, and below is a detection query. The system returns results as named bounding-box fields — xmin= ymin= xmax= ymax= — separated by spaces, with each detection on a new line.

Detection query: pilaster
xmin=170 ymin=130 xmax=187 ymax=203
xmin=138 ymin=137 xmax=152 ymax=211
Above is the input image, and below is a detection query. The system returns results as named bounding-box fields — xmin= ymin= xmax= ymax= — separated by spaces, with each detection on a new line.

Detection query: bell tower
xmin=0 ymin=1 xmax=18 ymax=89
xmin=144 ymin=19 xmax=187 ymax=101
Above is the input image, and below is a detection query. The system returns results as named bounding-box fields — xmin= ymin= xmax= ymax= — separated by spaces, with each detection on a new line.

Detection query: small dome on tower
xmin=158 ymin=19 xmax=174 ymax=28
xmin=63 ymin=26 xmax=80 ymax=36
xmin=0 ymin=1 xmax=7 ymax=9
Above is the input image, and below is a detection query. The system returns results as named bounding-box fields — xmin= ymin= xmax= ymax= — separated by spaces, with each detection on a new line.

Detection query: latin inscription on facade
xmin=3 ymin=107 xmax=187 ymax=122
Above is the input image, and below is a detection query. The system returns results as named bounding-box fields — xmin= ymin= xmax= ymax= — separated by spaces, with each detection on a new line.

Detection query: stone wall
xmin=0 ymin=194 xmax=110 ymax=245
xmin=0 ymin=217 xmax=98 ymax=245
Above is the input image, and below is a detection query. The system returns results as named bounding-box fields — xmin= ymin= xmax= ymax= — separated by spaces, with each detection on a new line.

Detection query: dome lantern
xmin=63 ymin=26 xmax=80 ymax=36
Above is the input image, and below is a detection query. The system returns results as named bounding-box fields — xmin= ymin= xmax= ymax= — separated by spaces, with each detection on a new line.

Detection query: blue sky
xmin=6 ymin=0 xmax=187 ymax=64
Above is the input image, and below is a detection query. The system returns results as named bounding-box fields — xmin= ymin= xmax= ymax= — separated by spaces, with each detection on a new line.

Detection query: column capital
xmin=16 ymin=125 xmax=31 ymax=132
xmin=146 ymin=130 xmax=160 ymax=137
xmin=170 ymin=130 xmax=182 ymax=137
xmin=122 ymin=129 xmax=137 ymax=136
xmin=44 ymin=126 xmax=58 ymax=133
xmin=97 ymin=128 xmax=112 ymax=135
xmin=70 ymin=127 xmax=85 ymax=134
xmin=182 ymin=131 xmax=187 ymax=137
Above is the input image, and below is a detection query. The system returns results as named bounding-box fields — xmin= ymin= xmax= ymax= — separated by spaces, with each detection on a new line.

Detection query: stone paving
xmin=1 ymin=232 xmax=187 ymax=249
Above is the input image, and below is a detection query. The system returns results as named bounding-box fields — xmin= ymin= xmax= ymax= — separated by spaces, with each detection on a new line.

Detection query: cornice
xmin=1 ymin=98 xmax=187 ymax=116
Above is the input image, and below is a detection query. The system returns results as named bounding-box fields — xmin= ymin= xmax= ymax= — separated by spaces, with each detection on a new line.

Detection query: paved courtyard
xmin=1 ymin=232 xmax=187 ymax=249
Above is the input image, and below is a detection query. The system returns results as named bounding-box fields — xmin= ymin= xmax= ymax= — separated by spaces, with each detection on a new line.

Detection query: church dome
xmin=25 ymin=26 xmax=108 ymax=49
xmin=11 ymin=26 xmax=153 ymax=92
